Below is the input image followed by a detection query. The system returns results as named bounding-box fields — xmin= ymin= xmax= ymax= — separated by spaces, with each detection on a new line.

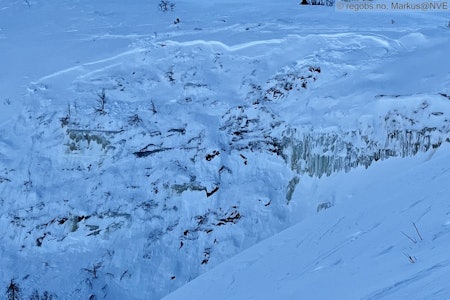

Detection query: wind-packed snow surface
xmin=166 ymin=145 xmax=450 ymax=300
xmin=0 ymin=0 xmax=449 ymax=299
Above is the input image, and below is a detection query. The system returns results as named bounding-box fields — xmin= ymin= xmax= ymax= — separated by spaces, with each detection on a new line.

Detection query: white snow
xmin=0 ymin=0 xmax=449 ymax=299
xmin=165 ymin=145 xmax=450 ymax=299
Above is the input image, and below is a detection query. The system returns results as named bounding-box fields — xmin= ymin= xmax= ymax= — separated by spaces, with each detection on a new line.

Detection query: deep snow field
xmin=1 ymin=0 xmax=449 ymax=299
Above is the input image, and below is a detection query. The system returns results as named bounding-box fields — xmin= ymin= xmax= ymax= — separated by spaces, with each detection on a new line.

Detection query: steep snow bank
xmin=165 ymin=144 xmax=450 ymax=299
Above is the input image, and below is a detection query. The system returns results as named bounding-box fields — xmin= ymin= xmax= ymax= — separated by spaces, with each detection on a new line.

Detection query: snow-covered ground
xmin=0 ymin=0 xmax=449 ymax=299
xmin=165 ymin=144 xmax=450 ymax=299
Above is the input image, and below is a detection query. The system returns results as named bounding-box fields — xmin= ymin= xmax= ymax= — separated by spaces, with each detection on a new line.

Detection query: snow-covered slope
xmin=1 ymin=0 xmax=449 ymax=299
xmin=165 ymin=144 xmax=450 ymax=299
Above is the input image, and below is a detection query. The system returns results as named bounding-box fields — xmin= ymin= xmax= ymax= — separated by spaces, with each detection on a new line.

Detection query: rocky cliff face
xmin=284 ymin=124 xmax=448 ymax=178
xmin=282 ymin=96 xmax=449 ymax=178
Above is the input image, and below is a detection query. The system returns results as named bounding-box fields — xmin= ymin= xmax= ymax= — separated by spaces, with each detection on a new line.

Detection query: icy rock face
xmin=282 ymin=97 xmax=450 ymax=177
xmin=0 ymin=79 xmax=293 ymax=299
xmin=220 ymin=104 xmax=286 ymax=155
